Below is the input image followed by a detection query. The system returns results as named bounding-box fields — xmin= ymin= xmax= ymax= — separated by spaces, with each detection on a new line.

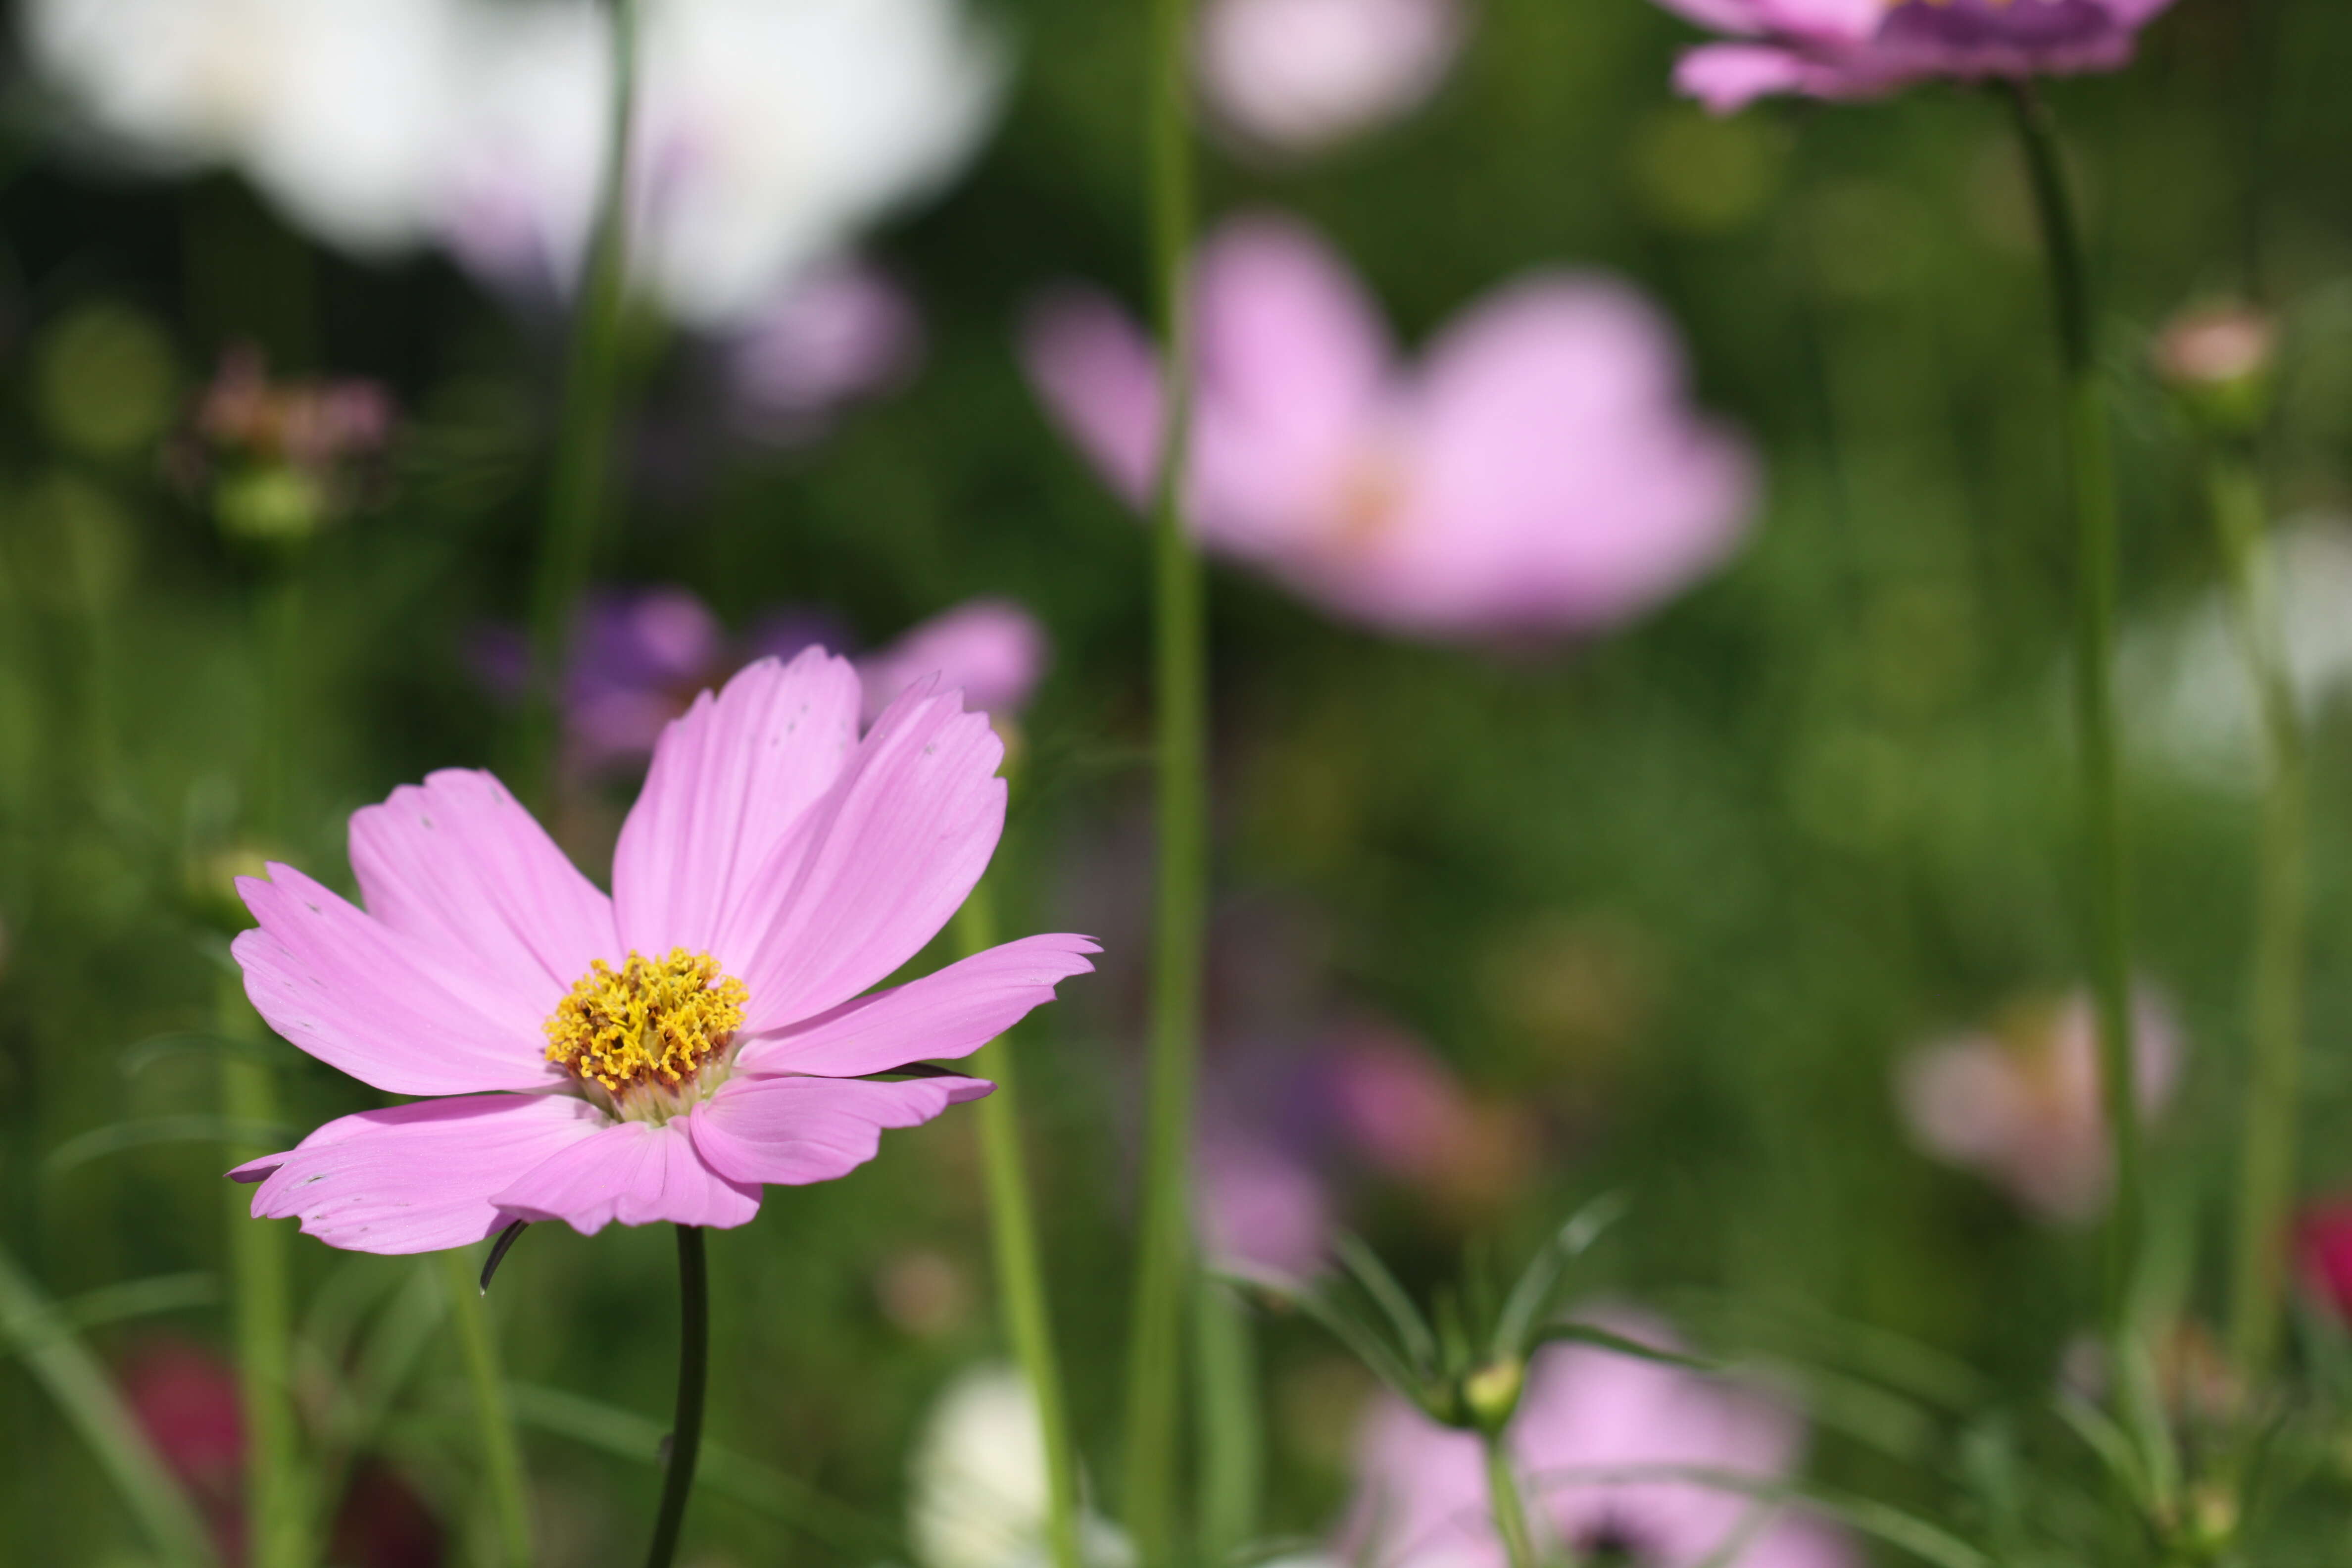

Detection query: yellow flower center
xmin=544 ymin=949 xmax=747 ymax=1119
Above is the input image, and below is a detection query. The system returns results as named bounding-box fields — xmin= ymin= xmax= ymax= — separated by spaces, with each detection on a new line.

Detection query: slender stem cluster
xmin=1121 ymin=0 xmax=1207 ymax=1555
xmin=2208 ymin=449 xmax=2308 ymax=1382
xmin=1480 ymin=1432 xmax=1541 ymax=1568
xmin=957 ymin=891 xmax=1085 ymax=1568
xmin=2002 ymin=83 xmax=2143 ymax=1337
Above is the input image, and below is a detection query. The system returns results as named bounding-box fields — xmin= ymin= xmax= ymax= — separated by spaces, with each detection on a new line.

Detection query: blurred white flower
xmin=1196 ymin=0 xmax=1465 ymax=155
xmin=25 ymin=0 xmax=467 ymax=253
xmin=441 ymin=0 xmax=1005 ymax=325
xmin=908 ymin=1364 xmax=1131 ymax=1568
xmin=2123 ymin=518 xmax=2352 ymax=790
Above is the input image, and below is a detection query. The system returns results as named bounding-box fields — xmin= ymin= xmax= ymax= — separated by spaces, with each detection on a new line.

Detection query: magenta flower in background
xmin=1895 ymin=985 xmax=2182 ymax=1225
xmin=2297 ymin=1204 xmax=2352 ymax=1324
xmin=1022 ymin=213 xmax=1755 ymax=641
xmin=1656 ymin=0 xmax=2178 ymax=115
xmin=229 ymin=649 xmax=1095 ymax=1248
xmin=1344 ymin=1310 xmax=1849 ymax=1568
xmin=855 ymin=597 xmax=1052 ymax=728
xmin=1197 ymin=0 xmax=1465 ymax=155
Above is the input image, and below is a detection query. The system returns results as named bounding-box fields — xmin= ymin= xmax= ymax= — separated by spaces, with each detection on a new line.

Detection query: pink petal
xmin=688 ymin=1073 xmax=990 ymax=1187
xmin=1020 ymin=285 xmax=1165 ymax=506
xmin=734 ymin=932 xmax=1098 ymax=1078
xmin=612 ymin=649 xmax=863 ymax=958
xmin=230 ymin=1093 xmax=607 ymax=1255
xmin=489 ymin=1120 xmax=763 ymax=1235
xmin=1750 ymin=0 xmax=1885 ymax=43
xmin=1672 ymin=42 xmax=1821 ymax=111
xmin=235 ymin=865 xmax=565 ymax=1096
xmin=717 ymin=684 xmax=1007 ymax=1031
xmin=855 ymin=598 xmax=1052 ymax=727
xmin=348 ymin=769 xmax=618 ymax=1021
xmin=1647 ymin=0 xmax=1769 ymax=35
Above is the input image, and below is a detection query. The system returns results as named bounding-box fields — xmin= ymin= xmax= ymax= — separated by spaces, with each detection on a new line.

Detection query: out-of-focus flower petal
xmin=856 ymin=599 xmax=1053 ymax=725
xmin=1673 ymin=43 xmax=1827 ymax=113
xmin=347 ymin=768 xmax=619 ymax=1018
xmin=612 ymin=649 xmax=863 ymax=958
xmin=1197 ymin=0 xmax=1463 ymax=153
xmin=736 ymin=932 xmax=1097 ymax=1079
xmin=1021 ymin=286 xmax=1166 ymax=505
xmin=689 ymin=1074 xmax=990 ymax=1186
xmin=720 ymin=684 xmax=1006 ymax=1030
xmin=232 ymin=1093 xmax=607 ymax=1253
xmin=490 ymin=1118 xmax=762 ymax=1234
xmin=234 ymin=865 xmax=563 ymax=1096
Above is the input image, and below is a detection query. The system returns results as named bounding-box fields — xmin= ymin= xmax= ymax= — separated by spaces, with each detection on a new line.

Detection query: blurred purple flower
xmin=1197 ymin=0 xmax=1466 ymax=155
xmin=1342 ymin=1311 xmax=1849 ymax=1568
xmin=476 ymin=587 xmax=1046 ymax=776
xmin=855 ymin=598 xmax=1051 ymax=728
xmin=1021 ymin=213 xmax=1755 ymax=641
xmin=1196 ymin=1128 xmax=1334 ymax=1277
xmin=1656 ymin=0 xmax=2177 ymax=115
xmin=724 ymin=260 xmax=926 ymax=444
xmin=1895 ymin=984 xmax=2183 ymax=1225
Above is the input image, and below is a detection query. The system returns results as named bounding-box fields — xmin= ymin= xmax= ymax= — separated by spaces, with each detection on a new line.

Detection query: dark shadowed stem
xmin=2003 ymin=82 xmax=2142 ymax=1342
xmin=643 ymin=1225 xmax=708 ymax=1568
xmin=955 ymin=890 xmax=1084 ymax=1568
xmin=1480 ymin=1431 xmax=1541 ymax=1568
xmin=2209 ymin=449 xmax=2308 ymax=1385
xmin=521 ymin=0 xmax=639 ymax=808
xmin=1121 ymin=0 xmax=1205 ymax=1554
xmin=437 ymin=1250 xmax=534 ymax=1566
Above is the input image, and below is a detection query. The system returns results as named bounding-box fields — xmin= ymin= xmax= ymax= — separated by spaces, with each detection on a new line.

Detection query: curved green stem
xmin=643 ymin=1225 xmax=709 ymax=1568
xmin=2003 ymin=81 xmax=2142 ymax=1338
xmin=1121 ymin=0 xmax=1206 ymax=1557
xmin=521 ymin=0 xmax=639 ymax=807
xmin=437 ymin=1250 xmax=533 ymax=1566
xmin=955 ymin=891 xmax=1084 ymax=1568
xmin=2209 ymin=448 xmax=2308 ymax=1385
xmin=1480 ymin=1431 xmax=1542 ymax=1568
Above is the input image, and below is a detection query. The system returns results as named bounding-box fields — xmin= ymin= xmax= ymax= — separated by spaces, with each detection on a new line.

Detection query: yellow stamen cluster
xmin=544 ymin=948 xmax=747 ymax=1096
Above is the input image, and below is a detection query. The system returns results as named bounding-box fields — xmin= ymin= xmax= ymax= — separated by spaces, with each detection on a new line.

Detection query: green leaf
xmin=1527 ymin=1320 xmax=1719 ymax=1373
xmin=1211 ymin=1265 xmax=1435 ymax=1418
xmin=1491 ymin=1192 xmax=1627 ymax=1362
xmin=45 ymin=1115 xmax=295 ymax=1180
xmin=1331 ymin=1233 xmax=1437 ymax=1374
xmin=0 ymin=1241 xmax=219 ymax=1567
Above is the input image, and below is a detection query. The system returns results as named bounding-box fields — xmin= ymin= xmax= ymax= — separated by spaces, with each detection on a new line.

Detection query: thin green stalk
xmin=521 ymin=0 xmax=640 ymax=806
xmin=1480 ymin=1431 xmax=1542 ymax=1568
xmin=954 ymin=890 xmax=1083 ymax=1568
xmin=219 ymin=974 xmax=305 ymax=1568
xmin=2209 ymin=448 xmax=2308 ymax=1384
xmin=437 ymin=1250 xmax=534 ymax=1567
xmin=1193 ymin=1280 xmax=1260 ymax=1567
xmin=255 ymin=571 xmax=302 ymax=842
xmin=1120 ymin=0 xmax=1206 ymax=1550
xmin=642 ymin=1224 xmax=709 ymax=1568
xmin=0 ymin=1240 xmax=218 ymax=1566
xmin=2002 ymin=82 xmax=2142 ymax=1337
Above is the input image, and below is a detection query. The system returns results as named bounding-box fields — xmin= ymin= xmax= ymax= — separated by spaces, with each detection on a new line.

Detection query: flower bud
xmin=2152 ymin=304 xmax=2275 ymax=438
xmin=1461 ymin=1357 xmax=1525 ymax=1433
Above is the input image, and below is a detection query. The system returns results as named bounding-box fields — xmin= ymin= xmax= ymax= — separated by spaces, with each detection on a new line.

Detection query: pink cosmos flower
xmin=1656 ymin=0 xmax=2178 ymax=115
xmin=1895 ymin=985 xmax=2181 ymax=1225
xmin=228 ymin=648 xmax=1096 ymax=1248
xmin=1196 ymin=0 xmax=1466 ymax=155
xmin=1021 ymin=213 xmax=1754 ymax=641
xmin=1344 ymin=1311 xmax=1849 ymax=1568
xmin=855 ymin=598 xmax=1051 ymax=728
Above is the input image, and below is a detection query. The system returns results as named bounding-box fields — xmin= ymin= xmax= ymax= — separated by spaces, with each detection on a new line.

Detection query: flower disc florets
xmin=545 ymin=948 xmax=748 ymax=1122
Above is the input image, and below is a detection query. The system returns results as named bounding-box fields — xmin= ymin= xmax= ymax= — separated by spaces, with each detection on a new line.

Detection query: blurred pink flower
xmin=1344 ymin=1310 xmax=1849 ymax=1568
xmin=230 ymin=650 xmax=1094 ymax=1248
xmin=725 ymin=261 xmax=925 ymax=444
xmin=1022 ymin=213 xmax=1755 ymax=641
xmin=2296 ymin=1204 xmax=2352 ymax=1323
xmin=1657 ymin=0 xmax=2177 ymax=114
xmin=1196 ymin=1130 xmax=1334 ymax=1277
xmin=855 ymin=598 xmax=1051 ymax=728
xmin=1197 ymin=0 xmax=1465 ymax=154
xmin=1895 ymin=985 xmax=2183 ymax=1225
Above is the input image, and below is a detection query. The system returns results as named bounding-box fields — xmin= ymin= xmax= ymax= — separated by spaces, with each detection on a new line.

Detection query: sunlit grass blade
xmin=1211 ymin=1265 xmax=1429 ymax=1413
xmin=1490 ymin=1192 xmax=1627 ymax=1361
xmin=0 ymin=1240 xmax=219 ymax=1568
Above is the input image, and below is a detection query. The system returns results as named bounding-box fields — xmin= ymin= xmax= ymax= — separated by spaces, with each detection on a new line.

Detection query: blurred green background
xmin=5 ymin=0 xmax=2352 ymax=1562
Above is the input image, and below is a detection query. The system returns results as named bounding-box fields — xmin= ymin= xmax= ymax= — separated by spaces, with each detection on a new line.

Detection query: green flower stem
xmin=255 ymin=569 xmax=302 ymax=840
xmin=1480 ymin=1430 xmax=1541 ymax=1568
xmin=954 ymin=888 xmax=1084 ymax=1568
xmin=2003 ymin=82 xmax=2143 ymax=1338
xmin=1120 ymin=0 xmax=1206 ymax=1550
xmin=2208 ymin=447 xmax=2308 ymax=1384
xmin=1193 ymin=1279 xmax=1261 ymax=1567
xmin=642 ymin=1225 xmax=709 ymax=1568
xmin=437 ymin=1250 xmax=534 ymax=1567
xmin=520 ymin=0 xmax=639 ymax=807
xmin=218 ymin=973 xmax=305 ymax=1568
